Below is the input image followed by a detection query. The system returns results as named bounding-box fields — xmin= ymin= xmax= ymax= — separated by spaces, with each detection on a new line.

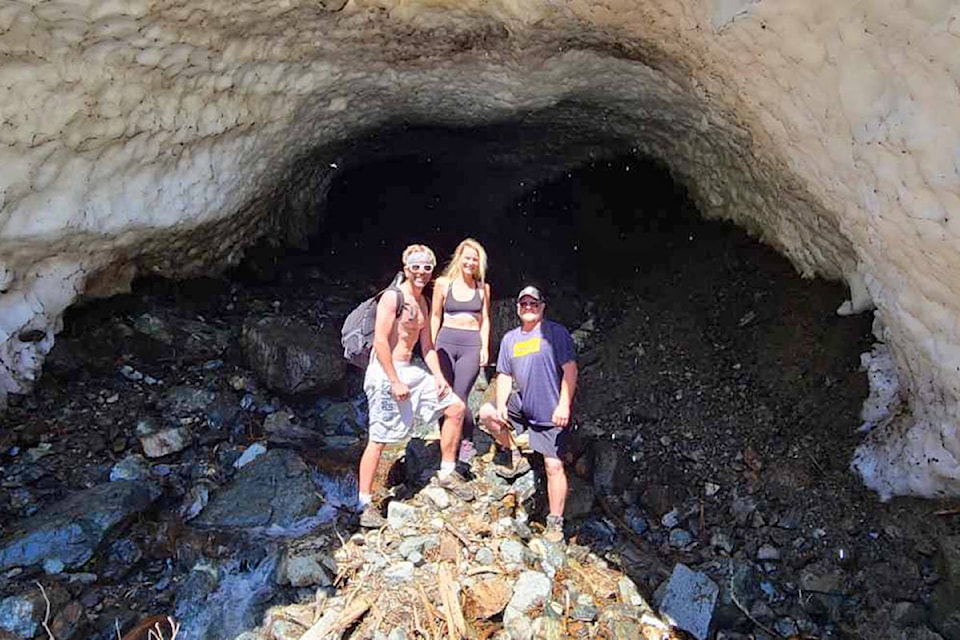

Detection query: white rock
xmin=139 ymin=427 xmax=191 ymax=458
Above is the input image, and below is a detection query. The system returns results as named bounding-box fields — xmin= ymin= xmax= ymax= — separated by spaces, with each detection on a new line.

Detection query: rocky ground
xmin=1 ymin=160 xmax=959 ymax=639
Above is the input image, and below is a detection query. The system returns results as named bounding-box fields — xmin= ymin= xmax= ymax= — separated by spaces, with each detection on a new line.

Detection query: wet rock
xmin=110 ymin=454 xmax=151 ymax=482
xmin=932 ymin=535 xmax=960 ymax=640
xmin=234 ymin=442 xmax=268 ymax=468
xmin=240 ymin=316 xmax=346 ymax=396
xmin=175 ymin=561 xmax=219 ymax=610
xmin=0 ymin=481 xmax=159 ymax=571
xmin=658 ymin=563 xmax=719 ymax=640
xmin=263 ymin=411 xmax=323 ymax=448
xmin=0 ymin=592 xmax=42 ymax=638
xmin=193 ymin=450 xmax=320 ymax=529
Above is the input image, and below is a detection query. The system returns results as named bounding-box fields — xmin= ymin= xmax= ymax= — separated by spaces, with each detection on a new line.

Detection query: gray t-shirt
xmin=497 ymin=319 xmax=577 ymax=426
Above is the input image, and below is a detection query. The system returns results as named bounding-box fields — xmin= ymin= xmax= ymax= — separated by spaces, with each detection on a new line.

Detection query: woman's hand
xmin=479 ymin=346 xmax=489 ymax=367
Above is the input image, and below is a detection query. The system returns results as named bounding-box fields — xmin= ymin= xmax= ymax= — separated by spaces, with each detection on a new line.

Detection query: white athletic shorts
xmin=363 ymin=358 xmax=459 ymax=443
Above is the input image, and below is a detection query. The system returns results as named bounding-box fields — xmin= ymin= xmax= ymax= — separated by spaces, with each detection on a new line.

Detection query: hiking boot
xmin=433 ymin=470 xmax=476 ymax=501
xmin=493 ymin=455 xmax=531 ymax=480
xmin=359 ymin=503 xmax=387 ymax=528
xmin=457 ymin=439 xmax=477 ymax=464
xmin=543 ymin=515 xmax=565 ymax=544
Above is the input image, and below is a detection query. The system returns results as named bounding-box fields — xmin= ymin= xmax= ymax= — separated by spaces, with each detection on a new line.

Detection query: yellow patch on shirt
xmin=513 ymin=337 xmax=542 ymax=357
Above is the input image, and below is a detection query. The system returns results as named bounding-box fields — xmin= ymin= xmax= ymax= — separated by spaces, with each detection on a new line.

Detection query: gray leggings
xmin=436 ymin=326 xmax=482 ymax=442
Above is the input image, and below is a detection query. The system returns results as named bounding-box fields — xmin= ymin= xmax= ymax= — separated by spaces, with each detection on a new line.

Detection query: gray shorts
xmin=491 ymin=391 xmax=569 ymax=460
xmin=364 ymin=358 xmax=459 ymax=443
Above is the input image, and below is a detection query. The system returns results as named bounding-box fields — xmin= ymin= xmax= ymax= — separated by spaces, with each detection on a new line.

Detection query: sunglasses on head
xmin=406 ymin=263 xmax=434 ymax=273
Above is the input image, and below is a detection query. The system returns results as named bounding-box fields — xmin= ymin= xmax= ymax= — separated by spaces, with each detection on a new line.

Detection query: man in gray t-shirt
xmin=479 ymin=285 xmax=578 ymax=543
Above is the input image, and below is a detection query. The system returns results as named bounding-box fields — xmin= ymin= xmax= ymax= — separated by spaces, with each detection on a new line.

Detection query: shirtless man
xmin=357 ymin=244 xmax=475 ymax=528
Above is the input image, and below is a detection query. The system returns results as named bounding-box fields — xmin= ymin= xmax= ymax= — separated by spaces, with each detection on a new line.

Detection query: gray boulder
xmin=240 ymin=316 xmax=346 ymax=395
xmin=193 ymin=450 xmax=321 ymax=529
xmin=658 ymin=563 xmax=719 ymax=640
xmin=0 ymin=481 xmax=159 ymax=571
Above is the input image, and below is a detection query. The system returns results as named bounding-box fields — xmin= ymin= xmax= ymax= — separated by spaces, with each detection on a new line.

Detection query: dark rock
xmin=263 ymin=411 xmax=324 ymax=448
xmin=103 ymin=538 xmax=143 ymax=579
xmin=158 ymin=387 xmax=217 ymax=416
xmin=175 ymin=562 xmax=219 ymax=610
xmin=0 ymin=481 xmax=159 ymax=571
xmin=564 ymin=474 xmax=595 ymax=519
xmin=590 ymin=438 xmax=633 ymax=497
xmin=932 ymin=535 xmax=960 ymax=640
xmin=193 ymin=450 xmax=321 ymax=529
xmin=51 ymin=600 xmax=84 ymax=640
xmin=240 ymin=316 xmax=346 ymax=396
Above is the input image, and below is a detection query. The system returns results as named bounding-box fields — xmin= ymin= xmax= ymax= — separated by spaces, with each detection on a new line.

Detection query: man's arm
xmin=495 ymin=371 xmax=513 ymax=423
xmin=372 ymin=291 xmax=406 ymax=398
xmin=552 ymin=361 xmax=578 ymax=428
xmin=419 ymin=299 xmax=451 ymax=397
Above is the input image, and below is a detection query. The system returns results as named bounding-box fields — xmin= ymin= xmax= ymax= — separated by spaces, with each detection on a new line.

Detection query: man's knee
xmin=544 ymin=457 xmax=565 ymax=477
xmin=363 ymin=440 xmax=386 ymax=456
xmin=443 ymin=399 xmax=465 ymax=420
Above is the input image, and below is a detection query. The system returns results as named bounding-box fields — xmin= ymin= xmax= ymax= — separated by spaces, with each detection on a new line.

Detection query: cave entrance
xmin=288 ymin=123 xmax=876 ymax=508
xmin=2 ymin=119 xmax=923 ymax=640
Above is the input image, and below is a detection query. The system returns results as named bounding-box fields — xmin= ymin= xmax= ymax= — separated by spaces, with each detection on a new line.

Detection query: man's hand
xmin=495 ymin=404 xmax=510 ymax=426
xmin=390 ymin=380 xmax=411 ymax=401
xmin=434 ymin=374 xmax=451 ymax=398
xmin=552 ymin=402 xmax=571 ymax=428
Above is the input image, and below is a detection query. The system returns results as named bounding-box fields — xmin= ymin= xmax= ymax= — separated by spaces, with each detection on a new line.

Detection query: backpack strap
xmin=387 ymin=287 xmax=405 ymax=318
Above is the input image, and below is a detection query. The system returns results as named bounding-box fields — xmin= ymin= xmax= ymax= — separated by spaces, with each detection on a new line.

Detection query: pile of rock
xmin=238 ymin=447 xmax=709 ymax=640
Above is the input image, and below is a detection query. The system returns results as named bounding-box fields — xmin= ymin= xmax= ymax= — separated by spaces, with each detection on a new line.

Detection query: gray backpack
xmin=341 ymin=274 xmax=405 ymax=368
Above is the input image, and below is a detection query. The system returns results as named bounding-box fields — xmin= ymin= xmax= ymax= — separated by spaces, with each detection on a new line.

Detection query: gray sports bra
xmin=444 ymin=285 xmax=483 ymax=314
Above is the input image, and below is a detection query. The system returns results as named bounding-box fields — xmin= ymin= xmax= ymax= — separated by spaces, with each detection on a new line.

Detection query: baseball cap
xmin=516 ymin=285 xmax=543 ymax=302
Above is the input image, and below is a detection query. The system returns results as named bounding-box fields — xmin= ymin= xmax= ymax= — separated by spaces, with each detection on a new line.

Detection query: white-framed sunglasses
xmin=406 ymin=263 xmax=434 ymax=273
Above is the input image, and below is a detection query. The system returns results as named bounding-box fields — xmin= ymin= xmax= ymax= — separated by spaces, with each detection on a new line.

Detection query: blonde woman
xmin=431 ymin=238 xmax=492 ymax=468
